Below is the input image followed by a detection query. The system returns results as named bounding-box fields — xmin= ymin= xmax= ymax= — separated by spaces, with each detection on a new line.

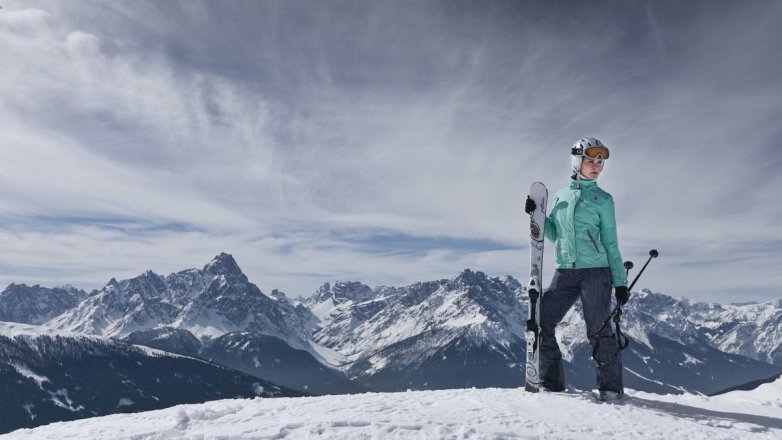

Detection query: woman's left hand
xmin=614 ymin=286 xmax=629 ymax=305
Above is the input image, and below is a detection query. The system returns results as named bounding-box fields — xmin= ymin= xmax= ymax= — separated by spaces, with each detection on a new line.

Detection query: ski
xmin=524 ymin=181 xmax=547 ymax=392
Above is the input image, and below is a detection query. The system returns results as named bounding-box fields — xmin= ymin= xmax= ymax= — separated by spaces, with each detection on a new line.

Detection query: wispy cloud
xmin=0 ymin=1 xmax=780 ymax=302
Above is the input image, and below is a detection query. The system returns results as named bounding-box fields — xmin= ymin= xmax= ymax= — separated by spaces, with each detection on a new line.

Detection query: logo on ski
xmin=530 ymin=221 xmax=540 ymax=240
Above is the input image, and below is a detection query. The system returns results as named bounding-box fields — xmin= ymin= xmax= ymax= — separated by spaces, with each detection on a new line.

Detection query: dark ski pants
xmin=538 ymin=267 xmax=623 ymax=393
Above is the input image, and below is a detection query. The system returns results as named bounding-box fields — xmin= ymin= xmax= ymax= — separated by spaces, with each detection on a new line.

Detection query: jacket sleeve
xmin=544 ymin=196 xmax=558 ymax=243
xmin=599 ymin=194 xmax=628 ymax=287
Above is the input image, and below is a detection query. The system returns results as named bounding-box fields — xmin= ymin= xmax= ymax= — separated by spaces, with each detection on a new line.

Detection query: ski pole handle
xmin=627 ymin=249 xmax=659 ymax=291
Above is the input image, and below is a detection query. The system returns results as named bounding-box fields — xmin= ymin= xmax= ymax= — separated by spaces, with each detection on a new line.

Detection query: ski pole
xmin=592 ymin=249 xmax=659 ymax=365
xmin=606 ymin=249 xmax=658 ymax=323
xmin=627 ymin=249 xmax=659 ymax=291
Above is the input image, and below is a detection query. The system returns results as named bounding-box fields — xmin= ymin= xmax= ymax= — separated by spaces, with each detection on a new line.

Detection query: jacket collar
xmin=570 ymin=176 xmax=598 ymax=190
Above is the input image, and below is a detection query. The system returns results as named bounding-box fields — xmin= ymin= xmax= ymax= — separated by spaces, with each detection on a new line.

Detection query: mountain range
xmin=1 ymin=252 xmax=780 ymax=430
xmin=306 ymin=269 xmax=781 ymax=394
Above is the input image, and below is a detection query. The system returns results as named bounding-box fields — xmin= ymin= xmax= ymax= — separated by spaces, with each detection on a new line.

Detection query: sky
xmin=0 ymin=0 xmax=780 ymax=303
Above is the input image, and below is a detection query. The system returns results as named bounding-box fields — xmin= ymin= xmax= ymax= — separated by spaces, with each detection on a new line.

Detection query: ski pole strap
xmin=594 ymin=305 xmax=619 ymax=345
xmin=592 ymin=305 xmax=630 ymax=366
xmin=591 ymin=249 xmax=658 ymax=365
xmin=613 ymin=306 xmax=630 ymax=353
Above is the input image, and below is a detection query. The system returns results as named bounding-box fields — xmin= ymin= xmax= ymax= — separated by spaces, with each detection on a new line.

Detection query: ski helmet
xmin=571 ymin=137 xmax=609 ymax=177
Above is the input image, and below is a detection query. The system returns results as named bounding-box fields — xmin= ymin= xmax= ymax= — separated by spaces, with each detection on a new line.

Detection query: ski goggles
xmin=571 ymin=145 xmax=610 ymax=160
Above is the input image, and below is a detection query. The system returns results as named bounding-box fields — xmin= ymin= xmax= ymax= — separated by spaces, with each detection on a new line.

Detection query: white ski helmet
xmin=571 ymin=137 xmax=609 ymax=177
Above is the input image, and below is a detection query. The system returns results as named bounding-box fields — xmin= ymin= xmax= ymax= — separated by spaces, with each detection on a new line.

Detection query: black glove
xmin=614 ymin=286 xmax=629 ymax=306
xmin=524 ymin=197 xmax=536 ymax=214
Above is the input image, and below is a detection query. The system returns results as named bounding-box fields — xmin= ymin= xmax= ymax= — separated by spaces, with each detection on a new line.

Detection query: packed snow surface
xmin=4 ymin=385 xmax=781 ymax=439
xmin=0 ymin=321 xmax=102 ymax=340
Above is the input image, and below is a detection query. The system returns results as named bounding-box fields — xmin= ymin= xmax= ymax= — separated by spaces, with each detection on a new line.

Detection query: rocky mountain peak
xmin=331 ymin=281 xmax=374 ymax=303
xmin=0 ymin=284 xmax=87 ymax=325
xmin=202 ymin=252 xmax=244 ymax=276
xmin=454 ymin=268 xmax=489 ymax=286
xmin=271 ymin=289 xmax=290 ymax=302
xmin=309 ymin=283 xmax=334 ymax=303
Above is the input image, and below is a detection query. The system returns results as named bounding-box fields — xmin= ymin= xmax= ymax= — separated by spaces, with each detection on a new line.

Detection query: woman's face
xmin=580 ymin=157 xmax=604 ymax=180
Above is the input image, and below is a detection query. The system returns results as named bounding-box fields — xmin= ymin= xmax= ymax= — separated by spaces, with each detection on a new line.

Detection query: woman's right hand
xmin=525 ymin=197 xmax=537 ymax=214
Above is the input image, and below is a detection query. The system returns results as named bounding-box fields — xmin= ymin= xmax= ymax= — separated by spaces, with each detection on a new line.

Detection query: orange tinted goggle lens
xmin=584 ymin=146 xmax=609 ymax=159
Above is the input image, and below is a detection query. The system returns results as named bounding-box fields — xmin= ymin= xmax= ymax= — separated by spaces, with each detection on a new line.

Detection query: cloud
xmin=0 ymin=1 xmax=780 ymax=302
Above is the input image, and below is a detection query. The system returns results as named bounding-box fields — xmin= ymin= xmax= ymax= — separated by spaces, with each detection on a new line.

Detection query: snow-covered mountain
xmin=10 ymin=253 xmax=353 ymax=395
xmin=199 ymin=331 xmax=367 ymax=395
xmin=308 ymin=270 xmax=527 ymax=391
xmin=124 ymin=326 xmax=203 ymax=355
xmin=554 ymin=290 xmax=782 ymax=394
xmin=0 ymin=321 xmax=303 ymax=435
xmin=307 ymin=269 xmax=781 ymax=394
xmin=46 ymin=253 xmax=315 ymax=350
xmin=122 ymin=327 xmax=364 ymax=395
xmin=0 ymin=284 xmax=86 ymax=325
xmin=3 ymin=255 xmax=780 ymax=397
xmin=623 ymin=290 xmax=782 ymax=366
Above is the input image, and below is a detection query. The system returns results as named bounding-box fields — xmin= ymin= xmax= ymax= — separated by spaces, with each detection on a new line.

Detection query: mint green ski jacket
xmin=544 ymin=178 xmax=628 ymax=287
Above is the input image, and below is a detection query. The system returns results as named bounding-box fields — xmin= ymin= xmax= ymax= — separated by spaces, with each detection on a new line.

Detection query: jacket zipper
xmin=587 ymin=230 xmax=601 ymax=253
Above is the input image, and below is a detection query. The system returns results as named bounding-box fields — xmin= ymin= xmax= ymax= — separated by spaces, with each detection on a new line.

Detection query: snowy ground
xmin=3 ymin=382 xmax=781 ymax=440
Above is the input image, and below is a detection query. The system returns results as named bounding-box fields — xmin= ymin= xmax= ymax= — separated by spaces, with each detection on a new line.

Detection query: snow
xmin=116 ymin=398 xmax=134 ymax=408
xmin=129 ymin=344 xmax=187 ymax=360
xmin=306 ymin=340 xmax=348 ymax=367
xmin=629 ymin=375 xmax=782 ymax=419
xmin=682 ymin=353 xmax=704 ymax=366
xmin=1 ymin=320 xmax=189 ymax=362
xmin=21 ymin=404 xmax=35 ymax=421
xmin=3 ymin=386 xmax=780 ymax=439
xmin=48 ymin=389 xmax=83 ymax=412
xmin=710 ymin=376 xmax=782 ymax=412
xmin=0 ymin=321 xmax=101 ymax=341
xmin=173 ymin=316 xmax=237 ymax=339
xmin=10 ymin=363 xmax=50 ymax=389
xmin=308 ymin=296 xmax=339 ymax=325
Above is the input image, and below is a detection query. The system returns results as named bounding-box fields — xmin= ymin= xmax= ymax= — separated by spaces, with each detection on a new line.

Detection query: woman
xmin=525 ymin=137 xmax=629 ymax=401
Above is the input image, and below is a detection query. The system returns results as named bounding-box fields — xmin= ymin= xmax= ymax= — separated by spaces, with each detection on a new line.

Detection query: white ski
xmin=524 ymin=181 xmax=547 ymax=392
